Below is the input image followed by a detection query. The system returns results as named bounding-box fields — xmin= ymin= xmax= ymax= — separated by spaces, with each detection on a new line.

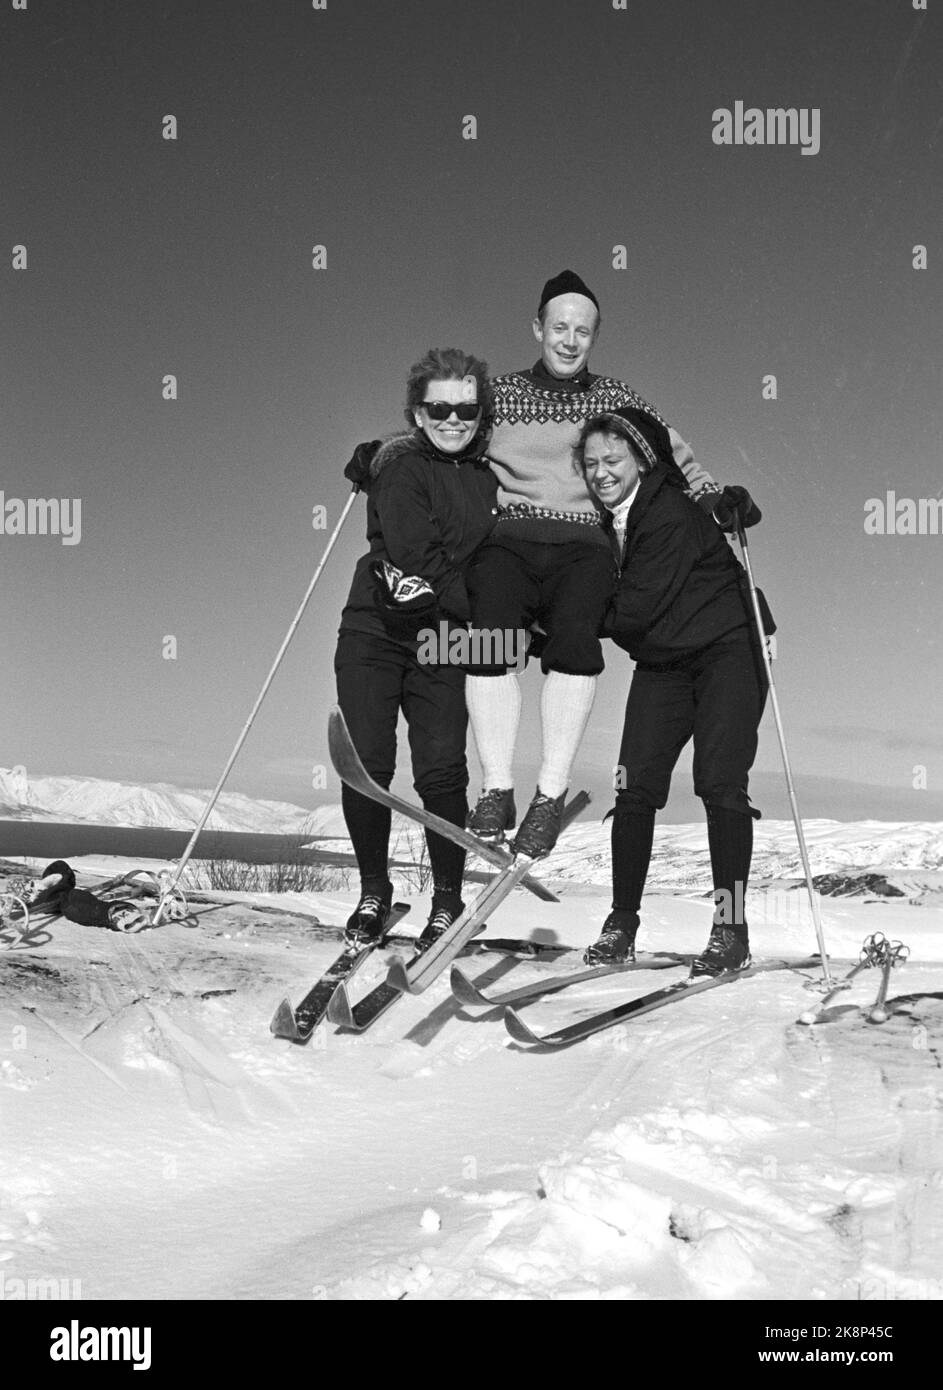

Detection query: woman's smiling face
xmin=581 ymin=431 xmax=640 ymax=507
xmin=414 ymin=377 xmax=481 ymax=454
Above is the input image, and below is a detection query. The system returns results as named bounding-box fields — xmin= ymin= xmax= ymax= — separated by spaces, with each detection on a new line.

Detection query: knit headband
xmin=592 ymin=412 xmax=659 ymax=472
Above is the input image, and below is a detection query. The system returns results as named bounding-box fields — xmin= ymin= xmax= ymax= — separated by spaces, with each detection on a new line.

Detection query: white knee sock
xmin=466 ymin=673 xmax=522 ymax=789
xmin=537 ymin=673 xmax=597 ymax=797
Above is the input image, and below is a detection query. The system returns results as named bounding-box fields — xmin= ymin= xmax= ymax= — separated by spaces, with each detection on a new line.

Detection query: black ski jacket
xmin=603 ymin=460 xmax=768 ymax=664
xmin=339 ymin=430 xmax=498 ymax=641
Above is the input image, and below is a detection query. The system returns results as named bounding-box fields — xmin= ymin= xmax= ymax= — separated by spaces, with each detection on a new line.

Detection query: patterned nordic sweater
xmin=487 ymin=361 xmax=720 ymax=545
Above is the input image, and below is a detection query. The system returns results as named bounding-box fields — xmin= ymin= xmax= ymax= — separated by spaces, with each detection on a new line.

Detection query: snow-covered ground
xmin=1 ymin=819 xmax=942 ymax=1302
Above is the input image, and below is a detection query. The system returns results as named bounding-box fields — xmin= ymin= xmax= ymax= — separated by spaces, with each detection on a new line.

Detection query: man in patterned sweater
xmin=466 ymin=269 xmax=760 ymax=857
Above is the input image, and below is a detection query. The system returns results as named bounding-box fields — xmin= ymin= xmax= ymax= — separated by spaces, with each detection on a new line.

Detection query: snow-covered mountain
xmin=5 ymin=762 xmax=943 ymax=881
xmin=306 ymin=813 xmax=943 ymax=885
xmin=543 ymin=818 xmax=943 ymax=884
xmin=0 ymin=765 xmax=323 ymax=835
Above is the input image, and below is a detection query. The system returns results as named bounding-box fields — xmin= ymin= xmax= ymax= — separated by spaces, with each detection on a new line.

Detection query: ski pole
xmin=152 ymin=484 xmax=362 ymax=925
xmin=736 ymin=519 xmax=832 ymax=987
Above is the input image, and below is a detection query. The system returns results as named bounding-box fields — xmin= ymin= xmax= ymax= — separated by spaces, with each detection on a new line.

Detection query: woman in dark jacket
xmin=335 ymin=348 xmax=498 ymax=946
xmin=575 ymin=406 xmax=771 ymax=977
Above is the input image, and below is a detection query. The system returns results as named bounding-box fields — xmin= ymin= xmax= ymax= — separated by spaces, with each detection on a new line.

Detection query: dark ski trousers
xmin=334 ymin=629 xmax=468 ymax=899
xmin=465 ymin=535 xmax=616 ymax=675
xmin=611 ymin=628 xmax=766 ymax=931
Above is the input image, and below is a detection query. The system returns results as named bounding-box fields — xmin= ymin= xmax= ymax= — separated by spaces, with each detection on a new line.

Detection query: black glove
xmin=371 ymin=559 xmax=437 ymax=640
xmin=372 ymin=559 xmax=435 ymax=610
xmin=713 ymin=484 xmax=761 ymax=532
xmin=344 ymin=440 xmax=382 ymax=492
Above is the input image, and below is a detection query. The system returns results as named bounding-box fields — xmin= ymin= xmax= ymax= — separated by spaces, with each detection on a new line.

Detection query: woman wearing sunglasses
xmin=335 ymin=348 xmax=498 ymax=947
xmin=574 ymin=406 xmax=773 ymax=979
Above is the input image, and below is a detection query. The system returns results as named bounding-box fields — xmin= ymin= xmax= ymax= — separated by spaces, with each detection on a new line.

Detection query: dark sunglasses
xmin=421 ymin=400 xmax=481 ymax=421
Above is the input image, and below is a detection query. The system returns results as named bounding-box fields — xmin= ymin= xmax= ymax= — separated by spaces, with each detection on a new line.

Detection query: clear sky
xmin=3 ymin=0 xmax=941 ymax=824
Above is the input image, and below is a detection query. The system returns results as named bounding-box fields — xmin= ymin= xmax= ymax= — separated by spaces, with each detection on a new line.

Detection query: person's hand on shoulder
xmin=344 ymin=440 xmax=382 ymax=492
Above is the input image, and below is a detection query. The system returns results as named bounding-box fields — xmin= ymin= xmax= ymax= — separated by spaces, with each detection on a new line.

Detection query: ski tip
xmin=385 ymin=957 xmax=411 ymax=994
xmin=325 ymin=983 xmax=354 ymax=1028
xmin=270 ymin=999 xmax=303 ymax=1041
xmin=528 ymin=880 xmax=559 ymax=904
xmin=503 ymin=1006 xmax=546 ymax=1046
xmin=449 ymin=963 xmax=488 ymax=1008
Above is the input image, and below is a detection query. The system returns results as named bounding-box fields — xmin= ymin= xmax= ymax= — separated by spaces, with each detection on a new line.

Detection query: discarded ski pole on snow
xmin=736 ymin=519 xmax=832 ymax=987
xmin=152 ymin=484 xmax=362 ymax=925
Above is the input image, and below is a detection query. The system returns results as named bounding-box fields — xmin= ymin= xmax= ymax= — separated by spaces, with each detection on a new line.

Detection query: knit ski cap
xmin=538 ymin=269 xmax=599 ymax=312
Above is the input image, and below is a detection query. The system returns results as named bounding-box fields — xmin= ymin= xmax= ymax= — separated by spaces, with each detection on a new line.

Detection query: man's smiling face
xmin=532 ymin=292 xmax=599 ymax=378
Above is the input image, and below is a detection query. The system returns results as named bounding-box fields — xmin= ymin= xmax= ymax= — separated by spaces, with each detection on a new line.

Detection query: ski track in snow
xmin=1 ymin=833 xmax=942 ymax=1301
